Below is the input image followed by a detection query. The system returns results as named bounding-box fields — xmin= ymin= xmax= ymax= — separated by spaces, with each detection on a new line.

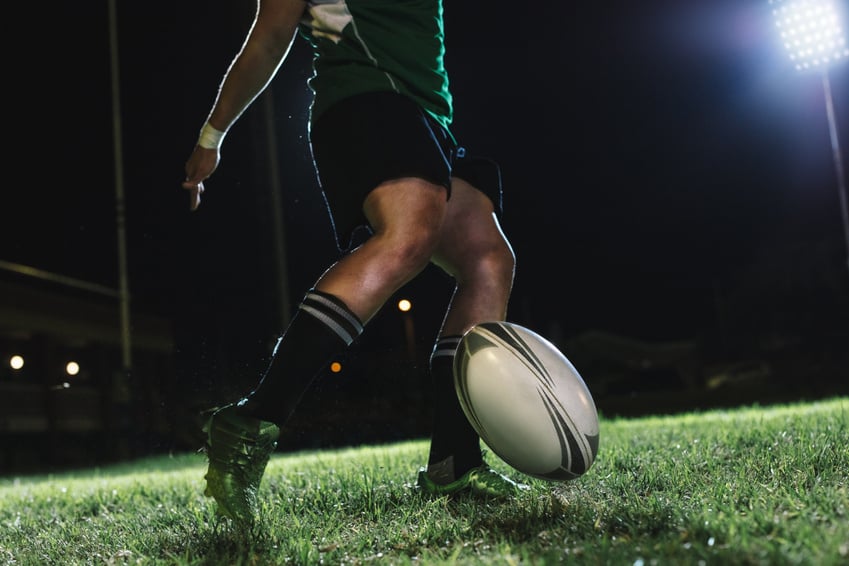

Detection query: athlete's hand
xmin=182 ymin=146 xmax=220 ymax=211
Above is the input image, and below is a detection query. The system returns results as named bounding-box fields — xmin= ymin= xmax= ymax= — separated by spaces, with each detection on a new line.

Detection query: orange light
xmin=330 ymin=361 xmax=342 ymax=373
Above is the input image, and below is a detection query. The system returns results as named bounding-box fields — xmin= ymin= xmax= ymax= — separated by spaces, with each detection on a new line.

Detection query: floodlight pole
xmin=108 ymin=0 xmax=132 ymax=371
xmin=821 ymin=68 xmax=849 ymax=275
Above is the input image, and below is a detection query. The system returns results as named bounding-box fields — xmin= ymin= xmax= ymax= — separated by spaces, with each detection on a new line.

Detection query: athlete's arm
xmin=183 ymin=0 xmax=307 ymax=211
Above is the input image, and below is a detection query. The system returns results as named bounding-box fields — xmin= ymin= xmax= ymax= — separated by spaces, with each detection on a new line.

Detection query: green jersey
xmin=299 ymin=0 xmax=453 ymax=136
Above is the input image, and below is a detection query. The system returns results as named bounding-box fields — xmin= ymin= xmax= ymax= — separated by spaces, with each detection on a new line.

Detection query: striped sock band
xmin=300 ymin=290 xmax=363 ymax=346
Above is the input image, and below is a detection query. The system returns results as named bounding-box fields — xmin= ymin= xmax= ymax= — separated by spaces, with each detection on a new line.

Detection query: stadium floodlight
xmin=771 ymin=0 xmax=849 ymax=273
xmin=773 ymin=0 xmax=849 ymax=69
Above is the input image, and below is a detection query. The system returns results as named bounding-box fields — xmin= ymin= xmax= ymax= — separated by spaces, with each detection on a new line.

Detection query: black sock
xmin=237 ymin=289 xmax=363 ymax=426
xmin=426 ymin=336 xmax=482 ymax=478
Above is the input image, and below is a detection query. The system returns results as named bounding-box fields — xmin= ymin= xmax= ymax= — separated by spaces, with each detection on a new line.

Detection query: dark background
xmin=3 ymin=1 xmax=848 ymax=456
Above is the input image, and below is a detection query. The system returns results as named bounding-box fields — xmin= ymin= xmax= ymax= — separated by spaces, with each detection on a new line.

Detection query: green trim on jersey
xmin=300 ymin=0 xmax=454 ymax=139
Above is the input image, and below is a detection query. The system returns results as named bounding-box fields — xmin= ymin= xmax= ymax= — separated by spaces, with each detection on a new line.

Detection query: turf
xmin=1 ymin=396 xmax=846 ymax=565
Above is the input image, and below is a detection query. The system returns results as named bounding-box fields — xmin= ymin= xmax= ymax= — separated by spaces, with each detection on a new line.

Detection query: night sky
xmin=5 ymin=1 xmax=849 ymax=382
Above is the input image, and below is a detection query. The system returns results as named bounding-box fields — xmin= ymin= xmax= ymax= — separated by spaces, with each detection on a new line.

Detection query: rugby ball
xmin=453 ymin=321 xmax=599 ymax=482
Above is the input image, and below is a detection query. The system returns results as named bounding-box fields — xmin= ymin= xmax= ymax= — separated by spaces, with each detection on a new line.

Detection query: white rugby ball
xmin=454 ymin=321 xmax=600 ymax=482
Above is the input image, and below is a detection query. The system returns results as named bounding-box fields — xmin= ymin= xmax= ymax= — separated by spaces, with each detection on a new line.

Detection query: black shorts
xmin=309 ymin=91 xmax=503 ymax=252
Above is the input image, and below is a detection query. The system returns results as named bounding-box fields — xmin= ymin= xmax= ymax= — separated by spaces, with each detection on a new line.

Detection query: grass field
xmin=1 ymin=397 xmax=847 ymax=565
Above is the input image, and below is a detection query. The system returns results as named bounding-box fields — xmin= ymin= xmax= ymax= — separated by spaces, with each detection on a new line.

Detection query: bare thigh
xmin=432 ymin=177 xmax=511 ymax=280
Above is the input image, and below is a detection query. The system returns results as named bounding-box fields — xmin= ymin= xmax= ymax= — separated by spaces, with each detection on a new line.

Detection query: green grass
xmin=1 ymin=397 xmax=847 ymax=565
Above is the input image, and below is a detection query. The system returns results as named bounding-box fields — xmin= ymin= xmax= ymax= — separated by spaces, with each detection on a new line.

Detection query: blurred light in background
xmin=770 ymin=0 xmax=849 ymax=275
xmin=771 ymin=0 xmax=849 ymax=70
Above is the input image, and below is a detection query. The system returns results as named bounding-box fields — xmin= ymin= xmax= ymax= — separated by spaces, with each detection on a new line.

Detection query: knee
xmin=466 ymin=238 xmax=516 ymax=287
xmin=485 ymin=239 xmax=516 ymax=282
xmin=382 ymin=231 xmax=442 ymax=279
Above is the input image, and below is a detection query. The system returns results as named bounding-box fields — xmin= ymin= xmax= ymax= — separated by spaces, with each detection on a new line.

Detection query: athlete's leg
xmin=239 ymin=176 xmax=449 ymax=424
xmin=315 ymin=177 xmax=449 ymax=323
xmin=424 ymin=176 xmax=516 ymax=483
xmin=432 ymin=176 xmax=515 ymax=336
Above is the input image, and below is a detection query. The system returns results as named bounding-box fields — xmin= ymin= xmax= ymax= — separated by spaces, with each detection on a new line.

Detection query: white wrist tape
xmin=198 ymin=122 xmax=226 ymax=150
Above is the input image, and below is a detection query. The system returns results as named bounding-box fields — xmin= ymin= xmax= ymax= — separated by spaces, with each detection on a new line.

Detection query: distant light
xmin=65 ymin=361 xmax=80 ymax=376
xmin=771 ymin=0 xmax=849 ymax=70
xmin=330 ymin=361 xmax=342 ymax=373
xmin=9 ymin=355 xmax=24 ymax=370
xmin=397 ymin=299 xmax=412 ymax=312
